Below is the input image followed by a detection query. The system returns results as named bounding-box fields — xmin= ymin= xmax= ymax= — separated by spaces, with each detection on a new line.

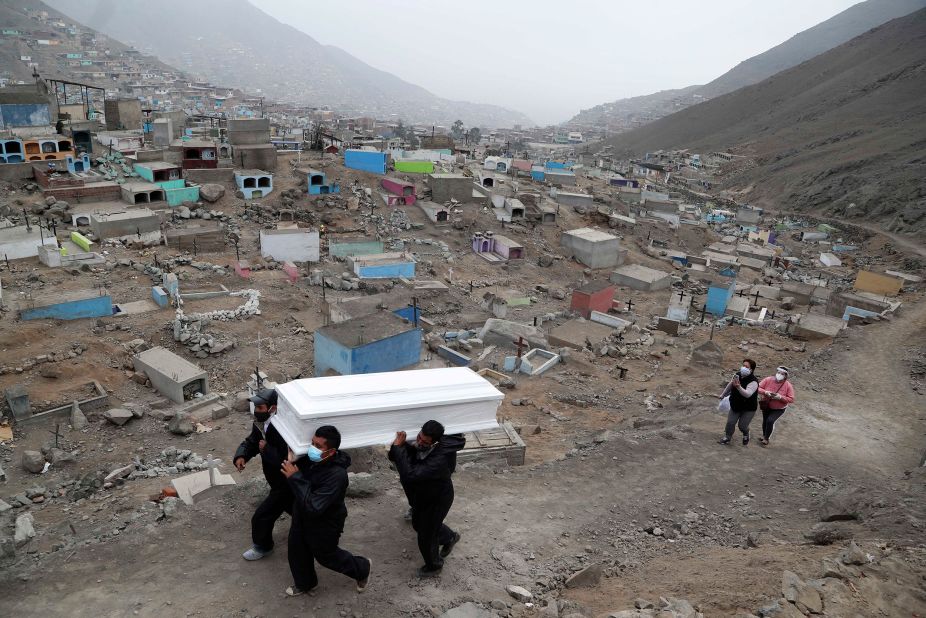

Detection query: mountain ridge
xmin=45 ymin=0 xmax=533 ymax=128
xmin=603 ymin=9 xmax=926 ymax=235
xmin=568 ymin=0 xmax=926 ymax=128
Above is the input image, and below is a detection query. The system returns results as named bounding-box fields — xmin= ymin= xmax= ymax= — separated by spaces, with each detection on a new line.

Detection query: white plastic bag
xmin=717 ymin=396 xmax=731 ymax=414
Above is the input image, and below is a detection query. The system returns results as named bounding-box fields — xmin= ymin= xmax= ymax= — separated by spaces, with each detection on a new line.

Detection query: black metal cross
xmin=48 ymin=423 xmax=63 ymax=449
xmin=677 ymin=290 xmax=686 ymax=302
xmin=625 ymin=299 xmax=634 ymax=312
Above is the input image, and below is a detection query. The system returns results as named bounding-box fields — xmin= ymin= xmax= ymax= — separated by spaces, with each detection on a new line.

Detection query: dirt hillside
xmin=603 ymin=9 xmax=926 ymax=237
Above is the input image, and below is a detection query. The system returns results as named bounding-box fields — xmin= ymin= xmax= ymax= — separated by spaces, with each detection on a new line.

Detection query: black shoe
xmin=718 ymin=437 xmax=731 ymax=445
xmin=439 ymin=532 xmax=461 ymax=558
xmin=416 ymin=564 xmax=443 ymax=578
xmin=742 ymin=434 xmax=750 ymax=446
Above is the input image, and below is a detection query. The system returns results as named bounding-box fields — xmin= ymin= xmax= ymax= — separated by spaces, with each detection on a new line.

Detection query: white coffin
xmin=271 ymin=367 xmax=504 ymax=454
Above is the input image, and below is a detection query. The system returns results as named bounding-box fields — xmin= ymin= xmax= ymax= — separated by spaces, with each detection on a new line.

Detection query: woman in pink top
xmin=757 ymin=366 xmax=795 ymax=446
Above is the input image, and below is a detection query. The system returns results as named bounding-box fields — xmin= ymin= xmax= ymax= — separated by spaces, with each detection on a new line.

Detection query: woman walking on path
xmin=757 ymin=366 xmax=795 ymax=446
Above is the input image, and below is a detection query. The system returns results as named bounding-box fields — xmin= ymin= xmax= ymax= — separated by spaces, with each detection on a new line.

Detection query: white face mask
xmin=739 ymin=367 xmax=752 ymax=376
xmin=775 ymin=373 xmax=786 ymax=382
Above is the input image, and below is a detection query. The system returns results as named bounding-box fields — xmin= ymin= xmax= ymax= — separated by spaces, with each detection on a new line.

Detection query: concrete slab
xmin=610 ymin=264 xmax=672 ymax=291
xmin=589 ymin=311 xmax=631 ymax=331
xmin=520 ymin=348 xmax=560 ymax=375
xmin=113 ymin=299 xmax=161 ymax=316
xmin=655 ymin=317 xmax=680 ymax=336
xmin=171 ymin=466 xmax=236 ymax=506
xmin=792 ymin=313 xmax=845 ymax=339
xmin=853 ymin=271 xmax=903 ymax=296
xmin=548 ymin=319 xmax=614 ymax=350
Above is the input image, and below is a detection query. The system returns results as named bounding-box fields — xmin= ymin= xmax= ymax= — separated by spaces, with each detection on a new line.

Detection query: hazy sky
xmin=251 ymin=0 xmax=861 ymax=124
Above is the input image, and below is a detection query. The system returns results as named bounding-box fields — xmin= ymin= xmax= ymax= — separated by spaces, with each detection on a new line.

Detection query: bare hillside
xmin=569 ymin=0 xmax=926 ymax=129
xmin=605 ymin=9 xmax=926 ymax=236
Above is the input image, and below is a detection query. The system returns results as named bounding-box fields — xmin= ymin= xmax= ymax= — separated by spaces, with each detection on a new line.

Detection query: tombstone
xmin=4 ymin=385 xmax=31 ymax=421
xmin=656 ymin=317 xmax=680 ymax=336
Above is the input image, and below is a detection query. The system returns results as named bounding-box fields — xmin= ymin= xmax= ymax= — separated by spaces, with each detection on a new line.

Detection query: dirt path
xmin=1 ymin=296 xmax=924 ymax=617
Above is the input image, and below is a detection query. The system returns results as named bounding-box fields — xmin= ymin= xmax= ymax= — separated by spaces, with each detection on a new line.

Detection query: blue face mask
xmin=306 ymin=445 xmax=324 ymax=462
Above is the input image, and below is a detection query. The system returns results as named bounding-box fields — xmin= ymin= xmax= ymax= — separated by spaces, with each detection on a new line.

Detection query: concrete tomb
xmin=561 ymin=228 xmax=620 ymax=269
xmin=313 ymin=312 xmax=421 ymax=376
xmin=570 ymin=281 xmax=616 ymax=319
xmin=235 ymin=169 xmax=273 ymax=199
xmin=259 ymin=227 xmax=320 ymax=263
xmin=609 ymin=264 xmax=672 ymax=291
xmin=133 ymin=347 xmax=209 ymax=403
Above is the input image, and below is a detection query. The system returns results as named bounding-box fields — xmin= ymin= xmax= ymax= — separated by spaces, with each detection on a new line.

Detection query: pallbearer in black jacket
xmin=389 ymin=420 xmax=465 ymax=577
xmin=280 ymin=425 xmax=372 ymax=597
xmin=233 ymin=388 xmax=292 ymax=561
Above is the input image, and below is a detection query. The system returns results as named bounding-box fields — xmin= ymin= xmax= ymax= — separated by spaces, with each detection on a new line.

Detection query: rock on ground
xmin=346 ymin=472 xmax=378 ymax=498
xmin=781 ymin=570 xmax=823 ymax=614
xmin=168 ymin=414 xmax=195 ymax=436
xmin=506 ymin=584 xmax=533 ymax=602
xmin=565 ymin=562 xmax=603 ymax=588
xmin=689 ymin=340 xmax=724 ymax=366
xmin=21 ymin=450 xmax=45 ymax=473
xmin=14 ymin=512 xmax=35 ymax=546
xmin=103 ymin=408 xmax=134 ymax=426
xmin=70 ymin=402 xmax=88 ymax=430
xmin=199 ymin=184 xmax=226 ymax=203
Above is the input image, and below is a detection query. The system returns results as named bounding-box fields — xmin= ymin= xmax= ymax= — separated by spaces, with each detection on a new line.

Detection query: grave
xmin=437 ymin=345 xmax=472 ymax=367
xmin=306 ymin=169 xmax=340 ymax=195
xmin=457 ymin=422 xmax=526 ymax=467
xmin=133 ymin=347 xmax=209 ymax=403
xmin=12 ymin=381 xmax=110 ymax=426
xmin=519 ymin=348 xmax=561 ymax=375
xmin=0 ymin=225 xmax=59 ymax=260
xmin=259 ymin=227 xmax=320 ymax=263
xmin=90 ymin=208 xmax=160 ymax=241
xmin=348 ymin=252 xmax=416 ymax=279
xmin=18 ymin=290 xmax=113 ymax=321
xmin=666 ymin=290 xmax=691 ymax=321
xmin=164 ymin=222 xmax=225 ymax=252
xmin=570 ymin=281 xmax=616 ymax=319
xmin=328 ymin=237 xmax=384 ymax=259
xmin=313 ymin=312 xmax=421 ymax=376
xmin=120 ymin=181 xmax=166 ymax=205
xmin=548 ymin=319 xmax=614 ymax=350
xmin=819 ymin=252 xmax=842 ymax=267
xmin=4 ymin=385 xmax=30 ymax=421
xmin=428 ymin=173 xmax=474 ymax=203
xmin=590 ymin=311 xmax=631 ymax=331
xmin=655 ymin=317 xmax=680 ymax=336
xmin=561 ymin=228 xmax=620 ymax=269
xmin=234 ymin=169 xmax=273 ymax=199
xmin=381 ymin=177 xmax=417 ymax=205
xmin=791 ymin=313 xmax=845 ymax=339
xmin=417 ymin=200 xmax=450 ymax=224
xmin=853 ymin=271 xmax=903 ymax=296
xmin=610 ymin=264 xmax=672 ymax=291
